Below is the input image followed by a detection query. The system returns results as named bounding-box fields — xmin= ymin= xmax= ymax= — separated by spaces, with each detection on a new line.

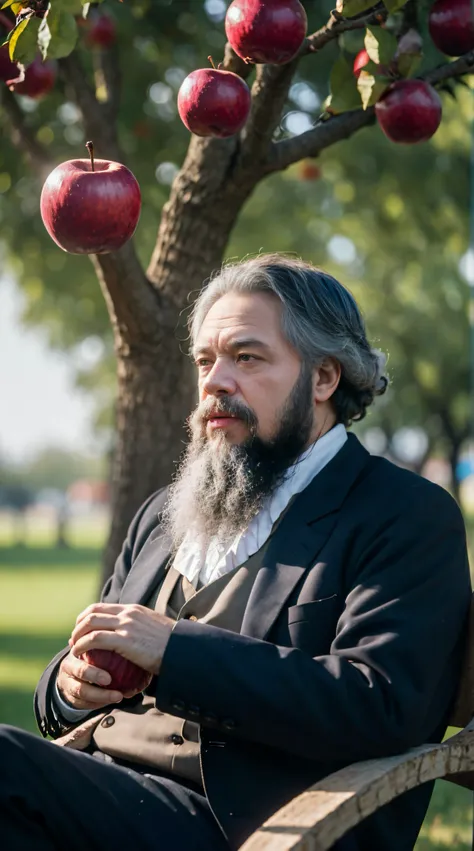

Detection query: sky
xmin=0 ymin=275 xmax=96 ymax=465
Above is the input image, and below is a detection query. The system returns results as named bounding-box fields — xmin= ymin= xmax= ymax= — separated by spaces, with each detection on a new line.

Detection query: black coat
xmin=35 ymin=434 xmax=471 ymax=851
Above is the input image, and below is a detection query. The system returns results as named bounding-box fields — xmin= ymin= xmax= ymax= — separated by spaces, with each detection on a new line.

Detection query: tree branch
xmin=0 ymin=86 xmax=51 ymax=178
xmin=266 ymin=49 xmax=474 ymax=174
xmin=305 ymin=4 xmax=387 ymax=54
xmin=58 ymin=51 xmax=122 ymax=163
xmin=91 ymin=41 xmax=122 ymax=127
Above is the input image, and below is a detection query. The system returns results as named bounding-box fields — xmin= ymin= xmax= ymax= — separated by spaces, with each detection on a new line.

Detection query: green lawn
xmin=0 ymin=538 xmax=472 ymax=848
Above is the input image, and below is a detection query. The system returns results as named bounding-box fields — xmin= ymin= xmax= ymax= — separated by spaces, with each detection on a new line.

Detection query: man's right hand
xmin=57 ymin=651 xmax=131 ymax=711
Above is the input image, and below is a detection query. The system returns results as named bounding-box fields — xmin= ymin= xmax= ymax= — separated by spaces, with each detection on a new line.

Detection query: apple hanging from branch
xmin=40 ymin=142 xmax=142 ymax=254
xmin=12 ymin=55 xmax=56 ymax=99
xmin=375 ymin=80 xmax=442 ymax=145
xmin=225 ymin=0 xmax=307 ymax=65
xmin=177 ymin=58 xmax=251 ymax=137
xmin=429 ymin=0 xmax=474 ymax=57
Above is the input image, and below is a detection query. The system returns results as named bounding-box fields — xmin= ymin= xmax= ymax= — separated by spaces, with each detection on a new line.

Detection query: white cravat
xmin=173 ymin=424 xmax=348 ymax=589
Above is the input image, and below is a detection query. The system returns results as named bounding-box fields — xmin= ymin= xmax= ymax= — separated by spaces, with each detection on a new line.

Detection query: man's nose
xmin=201 ymin=360 xmax=237 ymax=396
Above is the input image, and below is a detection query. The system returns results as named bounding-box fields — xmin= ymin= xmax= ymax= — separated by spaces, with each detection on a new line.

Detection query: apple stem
xmin=207 ymin=55 xmax=216 ymax=70
xmin=86 ymin=140 xmax=95 ymax=172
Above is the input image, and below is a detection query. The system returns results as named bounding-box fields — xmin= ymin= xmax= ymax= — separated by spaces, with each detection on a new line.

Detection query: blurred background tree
xmin=0 ymin=0 xmax=472 ymax=580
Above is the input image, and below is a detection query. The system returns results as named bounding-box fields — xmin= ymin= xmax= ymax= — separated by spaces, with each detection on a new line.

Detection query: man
xmin=0 ymin=254 xmax=470 ymax=851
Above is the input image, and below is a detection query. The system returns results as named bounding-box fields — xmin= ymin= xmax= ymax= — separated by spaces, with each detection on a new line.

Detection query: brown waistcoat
xmin=92 ymin=541 xmax=271 ymax=787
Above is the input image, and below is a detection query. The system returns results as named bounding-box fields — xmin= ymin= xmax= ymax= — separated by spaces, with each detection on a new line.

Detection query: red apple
xmin=13 ymin=56 xmax=56 ymax=99
xmin=225 ymin=0 xmax=307 ymax=65
xmin=353 ymin=49 xmax=370 ymax=78
xmin=82 ymin=649 xmax=151 ymax=694
xmin=375 ymin=79 xmax=442 ymax=144
xmin=429 ymin=0 xmax=474 ymax=57
xmin=299 ymin=161 xmax=321 ymax=181
xmin=178 ymin=68 xmax=251 ymax=137
xmin=86 ymin=12 xmax=116 ymax=48
xmin=40 ymin=147 xmax=141 ymax=254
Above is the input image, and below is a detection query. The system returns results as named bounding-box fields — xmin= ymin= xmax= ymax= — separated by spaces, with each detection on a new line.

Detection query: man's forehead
xmin=196 ymin=291 xmax=280 ymax=339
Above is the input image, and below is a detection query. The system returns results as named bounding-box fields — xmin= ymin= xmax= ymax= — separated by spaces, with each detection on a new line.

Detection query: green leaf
xmin=382 ymin=0 xmax=409 ymax=11
xmin=326 ymin=53 xmax=362 ymax=115
xmin=336 ymin=0 xmax=378 ymax=17
xmin=38 ymin=7 xmax=78 ymax=60
xmin=59 ymin=0 xmax=84 ymax=13
xmin=394 ymin=29 xmax=423 ymax=78
xmin=357 ymin=71 xmax=389 ymax=109
xmin=365 ymin=26 xmax=398 ymax=67
xmin=9 ymin=16 xmax=41 ymax=65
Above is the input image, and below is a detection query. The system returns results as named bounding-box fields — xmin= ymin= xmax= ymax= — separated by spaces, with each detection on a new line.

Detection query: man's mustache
xmin=193 ymin=397 xmax=258 ymax=430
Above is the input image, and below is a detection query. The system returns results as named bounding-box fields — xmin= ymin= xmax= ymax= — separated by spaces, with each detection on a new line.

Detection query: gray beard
xmin=161 ymin=363 xmax=314 ymax=553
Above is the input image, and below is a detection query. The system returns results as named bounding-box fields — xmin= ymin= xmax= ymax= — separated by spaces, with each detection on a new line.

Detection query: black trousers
xmin=0 ymin=725 xmax=230 ymax=851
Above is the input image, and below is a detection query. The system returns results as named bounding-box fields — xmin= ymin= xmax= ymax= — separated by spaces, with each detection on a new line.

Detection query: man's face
xmin=193 ymin=291 xmax=304 ymax=444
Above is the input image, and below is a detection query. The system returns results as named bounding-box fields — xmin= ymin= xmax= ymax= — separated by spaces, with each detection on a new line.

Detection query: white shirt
xmin=54 ymin=424 xmax=347 ymax=721
xmin=173 ymin=423 xmax=347 ymax=588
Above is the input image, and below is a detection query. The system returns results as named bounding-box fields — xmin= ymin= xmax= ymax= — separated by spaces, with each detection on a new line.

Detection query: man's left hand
xmin=69 ymin=603 xmax=175 ymax=675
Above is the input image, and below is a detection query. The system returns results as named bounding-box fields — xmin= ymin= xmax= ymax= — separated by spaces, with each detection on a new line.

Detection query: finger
xmin=60 ymin=677 xmax=124 ymax=709
xmin=70 ymin=613 xmax=120 ymax=646
xmin=71 ymin=630 xmax=121 ymax=659
xmin=61 ymin=652 xmax=112 ymax=687
xmin=75 ymin=602 xmax=125 ymax=627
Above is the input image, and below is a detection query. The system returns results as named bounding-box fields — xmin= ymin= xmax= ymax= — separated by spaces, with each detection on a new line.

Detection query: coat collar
xmin=120 ymin=433 xmax=370 ymax=635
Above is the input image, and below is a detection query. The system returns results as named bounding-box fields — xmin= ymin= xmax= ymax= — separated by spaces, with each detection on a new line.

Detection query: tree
xmin=1 ymin=0 xmax=473 ymax=581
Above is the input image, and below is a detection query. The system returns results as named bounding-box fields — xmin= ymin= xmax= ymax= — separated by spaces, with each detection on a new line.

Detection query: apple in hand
xmin=40 ymin=142 xmax=141 ymax=254
xmin=82 ymin=649 xmax=151 ymax=694
xmin=13 ymin=56 xmax=56 ymax=99
xmin=375 ymin=80 xmax=442 ymax=145
xmin=225 ymin=0 xmax=307 ymax=65
xmin=178 ymin=68 xmax=251 ymax=137
xmin=429 ymin=0 xmax=474 ymax=57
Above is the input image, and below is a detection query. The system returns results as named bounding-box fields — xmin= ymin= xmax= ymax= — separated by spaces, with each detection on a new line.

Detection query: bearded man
xmin=0 ymin=255 xmax=470 ymax=851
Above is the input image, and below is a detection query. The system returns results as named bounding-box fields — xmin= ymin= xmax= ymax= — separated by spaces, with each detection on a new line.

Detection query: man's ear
xmin=313 ymin=359 xmax=341 ymax=403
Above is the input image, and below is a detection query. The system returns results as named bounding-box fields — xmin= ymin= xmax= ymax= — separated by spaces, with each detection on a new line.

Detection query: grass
xmin=0 ymin=530 xmax=472 ymax=848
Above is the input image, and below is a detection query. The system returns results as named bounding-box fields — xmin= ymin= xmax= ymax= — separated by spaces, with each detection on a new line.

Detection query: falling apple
xmin=225 ymin=0 xmax=307 ymax=65
xmin=353 ymin=49 xmax=370 ymax=79
xmin=40 ymin=142 xmax=141 ymax=254
xmin=177 ymin=67 xmax=251 ymax=137
xmin=375 ymin=79 xmax=442 ymax=145
xmin=13 ymin=56 xmax=56 ymax=99
xmin=429 ymin=0 xmax=474 ymax=57
xmin=86 ymin=12 xmax=117 ymax=48
xmin=82 ymin=649 xmax=151 ymax=694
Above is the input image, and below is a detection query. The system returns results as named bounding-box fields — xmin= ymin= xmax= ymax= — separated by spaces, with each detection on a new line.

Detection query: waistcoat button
xmin=185 ymin=614 xmax=198 ymax=621
xmin=171 ymin=734 xmax=184 ymax=745
xmin=101 ymin=716 xmax=115 ymax=728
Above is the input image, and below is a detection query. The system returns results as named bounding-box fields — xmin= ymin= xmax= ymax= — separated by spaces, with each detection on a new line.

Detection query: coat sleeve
xmin=154 ymin=486 xmax=471 ymax=763
xmin=34 ymin=488 xmax=167 ymax=738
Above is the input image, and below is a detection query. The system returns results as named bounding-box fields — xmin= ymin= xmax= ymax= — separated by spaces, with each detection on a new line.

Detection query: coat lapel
xmin=241 ymin=434 xmax=370 ymax=640
xmin=119 ymin=529 xmax=173 ymax=604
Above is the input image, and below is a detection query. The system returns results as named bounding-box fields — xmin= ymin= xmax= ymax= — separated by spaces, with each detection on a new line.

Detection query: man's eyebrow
xmin=193 ymin=339 xmax=271 ymax=357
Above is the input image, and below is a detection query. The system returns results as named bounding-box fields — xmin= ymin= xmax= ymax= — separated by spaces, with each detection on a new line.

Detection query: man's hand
xmin=57 ymin=651 xmax=131 ymax=711
xmin=69 ymin=603 xmax=175 ymax=676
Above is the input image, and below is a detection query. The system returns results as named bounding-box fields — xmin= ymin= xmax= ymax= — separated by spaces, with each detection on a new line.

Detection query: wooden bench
xmin=241 ymin=598 xmax=474 ymax=851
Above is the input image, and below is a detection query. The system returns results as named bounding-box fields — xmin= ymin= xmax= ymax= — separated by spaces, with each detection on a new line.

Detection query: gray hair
xmin=189 ymin=254 xmax=388 ymax=426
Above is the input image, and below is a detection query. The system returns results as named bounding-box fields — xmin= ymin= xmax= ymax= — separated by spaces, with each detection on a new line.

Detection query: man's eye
xmin=196 ymin=359 xmax=211 ymax=368
xmin=237 ymin=354 xmax=256 ymax=363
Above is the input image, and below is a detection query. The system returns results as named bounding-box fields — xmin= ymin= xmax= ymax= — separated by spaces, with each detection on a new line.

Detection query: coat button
xmin=222 ymin=718 xmax=236 ymax=730
xmin=171 ymin=699 xmax=185 ymax=712
xmin=101 ymin=716 xmax=115 ymax=728
xmin=185 ymin=614 xmax=198 ymax=621
xmin=171 ymin=734 xmax=184 ymax=745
